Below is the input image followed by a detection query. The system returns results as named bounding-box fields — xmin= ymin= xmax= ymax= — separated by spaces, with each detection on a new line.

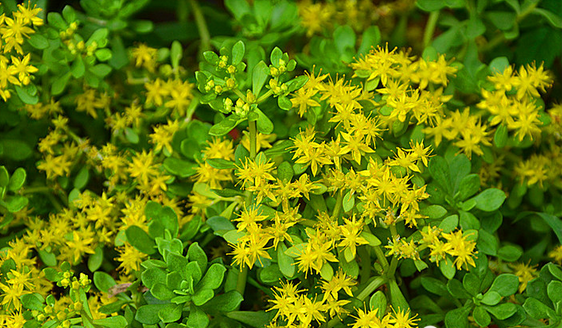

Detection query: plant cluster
xmin=0 ymin=0 xmax=561 ymax=328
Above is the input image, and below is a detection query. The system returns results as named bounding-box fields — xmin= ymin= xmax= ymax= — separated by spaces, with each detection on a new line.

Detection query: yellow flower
xmin=131 ymin=43 xmax=157 ymax=72
xmin=338 ymin=215 xmax=369 ymax=259
xmin=116 ymin=242 xmax=148 ymax=275
xmin=442 ymin=229 xmax=477 ymax=270
xmin=549 ymin=245 xmax=562 ymax=264
xmin=290 ymin=87 xmax=320 ymax=117
xmin=10 ymin=54 xmax=38 ymax=85
xmin=150 ymin=119 xmax=180 ymax=153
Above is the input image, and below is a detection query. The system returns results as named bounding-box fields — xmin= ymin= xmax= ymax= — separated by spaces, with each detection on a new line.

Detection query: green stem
xmin=249 ymin=120 xmax=257 ymax=159
xmin=247 ymin=276 xmax=274 ymax=298
xmin=326 ymin=275 xmax=386 ymax=328
xmin=188 ymin=0 xmax=211 ymax=55
xmin=386 ymin=256 xmax=399 ymax=279
xmin=236 ymin=266 xmax=248 ymax=296
xmin=373 ymin=245 xmax=389 ymax=269
xmin=256 ymin=90 xmax=273 ymax=104
xmin=480 ymin=2 xmax=538 ymax=53
xmin=356 ymin=276 xmax=387 ymax=301
xmin=21 ymin=186 xmax=52 ymax=194
xmin=332 ymin=191 xmax=343 ymax=220
xmin=358 ymin=246 xmax=371 ymax=283
xmin=423 ymin=11 xmax=440 ymax=48
xmin=233 ymin=88 xmax=246 ymax=101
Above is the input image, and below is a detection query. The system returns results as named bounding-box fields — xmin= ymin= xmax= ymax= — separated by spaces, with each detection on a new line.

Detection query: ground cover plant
xmin=0 ymin=0 xmax=561 ymax=327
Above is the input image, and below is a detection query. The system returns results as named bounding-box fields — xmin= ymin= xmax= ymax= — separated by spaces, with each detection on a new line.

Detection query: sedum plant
xmin=0 ymin=0 xmax=561 ymax=328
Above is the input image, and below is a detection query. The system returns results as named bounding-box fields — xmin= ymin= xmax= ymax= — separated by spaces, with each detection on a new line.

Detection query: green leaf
xmin=523 ymin=297 xmax=556 ymax=320
xmin=260 ymin=264 xmax=284 ymax=284
xmin=188 ymin=242 xmax=208 ymax=273
xmin=152 ymin=283 xmax=175 ymax=300
xmin=90 ymin=64 xmax=112 ymax=78
xmin=5 ymin=195 xmax=28 ymax=213
xmin=278 ymin=95 xmax=292 ymax=110
xmin=473 ymin=306 xmax=491 ymax=327
xmin=95 ymin=49 xmax=112 ymax=62
xmin=125 ymin=225 xmax=156 ymax=255
xmin=226 ymin=311 xmax=271 ymax=328
xmin=192 ymin=288 xmax=214 ymax=306
xmin=439 ymin=215 xmax=459 ymax=233
xmin=21 ymin=293 xmax=44 ymax=311
xmin=417 ymin=0 xmax=446 ymax=11
xmin=188 ymin=305 xmax=210 ymax=328
xmin=361 ymin=232 xmax=381 ymax=246
xmin=135 ymin=304 xmax=168 ymax=325
xmin=206 ymin=216 xmax=235 ymax=235
xmin=163 ymin=158 xmax=197 ymax=178
xmin=202 ymin=290 xmax=244 ymax=312
xmin=472 ymin=188 xmax=506 ymax=212
xmin=440 ymin=257 xmax=457 ymax=279
xmin=277 ymin=244 xmax=295 ymax=277
xmin=358 ymin=26 xmax=381 ymax=54
xmin=487 ymin=11 xmax=516 ymax=30
xmin=255 ymin=108 xmax=274 ymax=134
xmin=531 ymin=8 xmax=562 ymax=28
xmin=333 ymin=25 xmax=355 ymax=58
xmin=320 ymin=262 xmax=334 ymax=281
xmin=270 ymin=47 xmax=283 ymax=66
xmin=389 ymin=279 xmax=409 ymax=311
xmin=535 ymin=212 xmax=562 ymax=243
xmin=466 ymin=15 xmax=486 ymax=39
xmin=516 ymin=27 xmax=562 ymax=68
xmin=28 ymin=34 xmax=49 ymax=49
xmin=146 ymin=202 xmax=179 ymax=238
xmin=170 ymin=41 xmax=183 ymax=69
xmin=489 ymin=274 xmax=519 ymax=297
xmin=457 ymin=174 xmax=480 ymax=201
xmin=38 ymin=250 xmax=57 ymax=267
xmin=342 ymin=191 xmax=355 ymax=213
xmin=74 ymin=167 xmax=89 ymax=190
xmin=232 ymin=40 xmax=245 ymax=65
xmin=51 ymin=72 xmax=71 ymax=95
xmin=369 ymin=291 xmax=387 ymax=317
xmin=497 ymin=245 xmax=522 ymax=262
xmin=484 ymin=302 xmax=517 ymax=320
xmin=494 ymin=124 xmax=508 ymax=148
xmin=92 ymin=316 xmax=128 ymax=328
xmin=429 ymin=156 xmax=451 ymax=193
xmin=463 ymin=273 xmax=481 ymax=296
xmin=0 ymin=167 xmax=9 ymax=187
xmin=489 ymin=57 xmax=510 ymax=74
xmin=197 ymin=263 xmax=226 ymax=290
xmin=447 ymin=279 xmax=471 ymax=299
xmin=421 ymin=277 xmax=449 ymax=296
xmin=88 ymin=246 xmax=104 ymax=272
xmin=142 ymin=267 xmax=166 ymax=289
xmin=206 ymin=158 xmax=236 ymax=170
xmin=421 ymin=205 xmax=447 ymax=219
xmin=548 ymin=280 xmax=562 ymax=303
xmin=477 ymin=229 xmax=497 ymax=256
xmin=15 ymin=85 xmax=38 ymax=104
xmin=203 ymin=51 xmax=219 ymax=65
xmin=481 ymin=290 xmax=501 ymax=306
xmin=252 ymin=61 xmax=269 ymax=96
xmin=445 ymin=305 xmax=470 ymax=328
xmin=210 ymin=116 xmax=239 ymax=136
xmin=93 ymin=272 xmax=116 ymax=293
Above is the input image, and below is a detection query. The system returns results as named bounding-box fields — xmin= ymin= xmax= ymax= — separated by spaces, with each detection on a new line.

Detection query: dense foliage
xmin=0 ymin=0 xmax=561 ymax=327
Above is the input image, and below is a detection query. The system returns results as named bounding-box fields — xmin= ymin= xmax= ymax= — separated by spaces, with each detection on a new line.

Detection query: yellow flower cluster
xmin=385 ymin=226 xmax=478 ymax=270
xmin=352 ymin=307 xmax=419 ymax=328
xmin=478 ymin=63 xmax=552 ymax=142
xmin=0 ymin=3 xmax=42 ymax=101
xmin=297 ymin=0 xmax=415 ymax=37
xmin=144 ymin=77 xmax=195 ymax=116
xmin=267 ymin=273 xmax=356 ymax=326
